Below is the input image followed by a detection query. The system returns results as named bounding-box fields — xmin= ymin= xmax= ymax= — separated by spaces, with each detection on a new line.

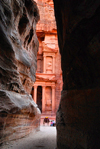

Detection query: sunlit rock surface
xmin=0 ymin=0 xmax=40 ymax=145
xmin=53 ymin=0 xmax=100 ymax=149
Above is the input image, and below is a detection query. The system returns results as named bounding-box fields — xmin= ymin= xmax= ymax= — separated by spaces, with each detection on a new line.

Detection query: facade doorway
xmin=37 ymin=86 xmax=42 ymax=112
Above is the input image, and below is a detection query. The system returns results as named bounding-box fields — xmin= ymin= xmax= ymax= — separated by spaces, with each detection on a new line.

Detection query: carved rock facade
xmin=0 ymin=0 xmax=40 ymax=145
xmin=53 ymin=0 xmax=100 ymax=149
xmin=31 ymin=0 xmax=62 ymax=122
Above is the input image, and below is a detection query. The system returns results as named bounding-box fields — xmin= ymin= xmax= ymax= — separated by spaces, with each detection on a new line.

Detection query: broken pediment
xmin=36 ymin=73 xmax=56 ymax=82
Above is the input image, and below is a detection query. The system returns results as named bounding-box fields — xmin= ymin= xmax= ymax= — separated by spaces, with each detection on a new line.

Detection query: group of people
xmin=43 ymin=117 xmax=56 ymax=126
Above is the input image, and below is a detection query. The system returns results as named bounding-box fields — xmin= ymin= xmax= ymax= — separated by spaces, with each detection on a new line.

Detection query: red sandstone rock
xmin=53 ymin=0 xmax=100 ymax=148
xmin=0 ymin=0 xmax=40 ymax=145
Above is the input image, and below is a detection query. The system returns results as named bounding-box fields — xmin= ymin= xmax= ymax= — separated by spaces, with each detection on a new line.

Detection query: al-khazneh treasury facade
xmin=31 ymin=0 xmax=63 ymax=119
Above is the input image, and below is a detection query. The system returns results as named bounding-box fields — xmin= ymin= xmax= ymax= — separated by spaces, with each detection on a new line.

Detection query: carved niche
xmin=46 ymin=56 xmax=53 ymax=74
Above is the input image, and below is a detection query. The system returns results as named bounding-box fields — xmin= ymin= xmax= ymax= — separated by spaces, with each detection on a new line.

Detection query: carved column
xmin=43 ymin=55 xmax=46 ymax=73
xmin=42 ymin=86 xmax=45 ymax=112
xmin=53 ymin=55 xmax=55 ymax=73
xmin=52 ymin=85 xmax=56 ymax=112
xmin=34 ymin=85 xmax=37 ymax=103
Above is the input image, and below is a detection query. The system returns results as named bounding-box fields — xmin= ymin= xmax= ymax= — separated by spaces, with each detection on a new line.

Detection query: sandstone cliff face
xmin=53 ymin=0 xmax=100 ymax=149
xmin=0 ymin=0 xmax=40 ymax=145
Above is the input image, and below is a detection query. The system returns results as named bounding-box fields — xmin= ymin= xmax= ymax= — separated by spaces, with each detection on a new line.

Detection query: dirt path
xmin=1 ymin=126 xmax=57 ymax=149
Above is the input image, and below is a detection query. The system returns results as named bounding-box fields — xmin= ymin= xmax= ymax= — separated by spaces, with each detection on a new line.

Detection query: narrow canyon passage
xmin=1 ymin=126 xmax=57 ymax=149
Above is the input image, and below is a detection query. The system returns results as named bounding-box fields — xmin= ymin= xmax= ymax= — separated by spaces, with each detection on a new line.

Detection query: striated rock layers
xmin=53 ymin=0 xmax=100 ymax=149
xmin=0 ymin=0 xmax=40 ymax=145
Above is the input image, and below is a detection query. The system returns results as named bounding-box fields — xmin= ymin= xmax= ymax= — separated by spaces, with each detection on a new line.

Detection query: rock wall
xmin=0 ymin=0 xmax=40 ymax=145
xmin=53 ymin=0 xmax=100 ymax=149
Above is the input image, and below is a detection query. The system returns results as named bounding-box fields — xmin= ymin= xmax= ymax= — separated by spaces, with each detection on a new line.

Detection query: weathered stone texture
xmin=53 ymin=0 xmax=100 ymax=148
xmin=0 ymin=0 xmax=40 ymax=145
xmin=36 ymin=0 xmax=56 ymax=32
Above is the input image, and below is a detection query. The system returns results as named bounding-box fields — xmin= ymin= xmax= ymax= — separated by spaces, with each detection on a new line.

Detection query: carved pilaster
xmin=53 ymin=55 xmax=55 ymax=73
xmin=34 ymin=85 xmax=37 ymax=103
xmin=42 ymin=85 xmax=46 ymax=112
xmin=43 ymin=55 xmax=46 ymax=73
xmin=52 ymin=85 xmax=56 ymax=112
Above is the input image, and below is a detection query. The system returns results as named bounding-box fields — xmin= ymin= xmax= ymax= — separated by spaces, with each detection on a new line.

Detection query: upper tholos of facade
xmin=36 ymin=0 xmax=60 ymax=75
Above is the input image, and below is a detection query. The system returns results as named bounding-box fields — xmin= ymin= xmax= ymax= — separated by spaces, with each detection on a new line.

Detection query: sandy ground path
xmin=1 ymin=126 xmax=57 ymax=149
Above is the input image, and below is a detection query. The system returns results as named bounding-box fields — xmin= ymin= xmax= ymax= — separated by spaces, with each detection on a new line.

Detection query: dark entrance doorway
xmin=37 ymin=86 xmax=42 ymax=112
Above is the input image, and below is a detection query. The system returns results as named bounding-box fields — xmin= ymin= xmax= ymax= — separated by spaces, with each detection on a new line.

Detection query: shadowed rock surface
xmin=1 ymin=126 xmax=56 ymax=149
xmin=0 ymin=0 xmax=40 ymax=145
xmin=53 ymin=0 xmax=100 ymax=149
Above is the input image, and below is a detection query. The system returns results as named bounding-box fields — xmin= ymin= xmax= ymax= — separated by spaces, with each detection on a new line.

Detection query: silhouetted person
xmin=43 ymin=117 xmax=50 ymax=125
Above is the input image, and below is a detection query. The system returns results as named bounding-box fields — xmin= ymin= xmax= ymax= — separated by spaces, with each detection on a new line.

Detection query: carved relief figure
xmin=46 ymin=56 xmax=53 ymax=73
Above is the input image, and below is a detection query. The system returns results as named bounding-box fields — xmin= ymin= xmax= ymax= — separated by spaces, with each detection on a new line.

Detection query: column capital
xmin=42 ymin=85 xmax=46 ymax=88
xmin=43 ymin=55 xmax=46 ymax=58
xmin=34 ymin=85 xmax=38 ymax=88
xmin=52 ymin=85 xmax=56 ymax=89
